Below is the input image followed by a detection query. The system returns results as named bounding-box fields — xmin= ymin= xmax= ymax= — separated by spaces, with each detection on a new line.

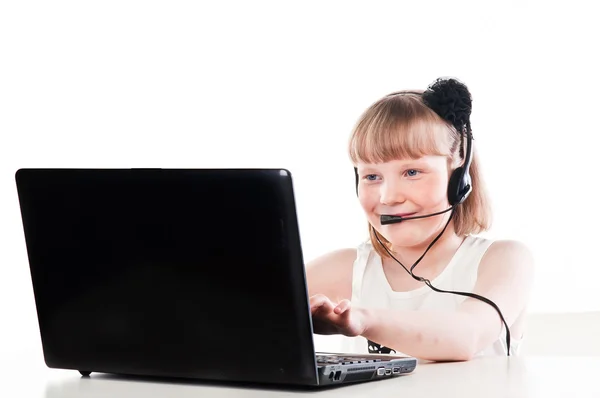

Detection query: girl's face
xmin=356 ymin=155 xmax=453 ymax=250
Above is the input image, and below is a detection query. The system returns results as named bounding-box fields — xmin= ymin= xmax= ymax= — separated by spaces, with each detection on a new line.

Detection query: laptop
xmin=15 ymin=168 xmax=417 ymax=387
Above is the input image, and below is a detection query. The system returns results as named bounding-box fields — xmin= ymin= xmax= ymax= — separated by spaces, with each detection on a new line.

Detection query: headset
xmin=352 ymin=90 xmax=512 ymax=356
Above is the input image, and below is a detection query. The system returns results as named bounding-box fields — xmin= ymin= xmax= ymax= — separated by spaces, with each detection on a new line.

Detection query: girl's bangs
xmin=349 ymin=96 xmax=451 ymax=164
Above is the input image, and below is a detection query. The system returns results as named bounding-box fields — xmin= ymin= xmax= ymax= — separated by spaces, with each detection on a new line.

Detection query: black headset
xmin=352 ymin=90 xmax=512 ymax=357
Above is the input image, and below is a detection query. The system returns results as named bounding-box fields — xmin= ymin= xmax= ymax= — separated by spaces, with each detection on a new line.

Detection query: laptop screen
xmin=16 ymin=168 xmax=318 ymax=384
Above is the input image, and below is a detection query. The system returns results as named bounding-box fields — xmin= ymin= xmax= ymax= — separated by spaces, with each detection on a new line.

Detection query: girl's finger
xmin=334 ymin=299 xmax=351 ymax=314
xmin=309 ymin=294 xmax=335 ymax=313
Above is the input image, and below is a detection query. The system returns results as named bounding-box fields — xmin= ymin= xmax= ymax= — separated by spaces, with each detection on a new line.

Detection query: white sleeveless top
xmin=338 ymin=235 xmax=523 ymax=357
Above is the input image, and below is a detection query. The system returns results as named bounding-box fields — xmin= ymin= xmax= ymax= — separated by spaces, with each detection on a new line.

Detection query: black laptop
xmin=15 ymin=168 xmax=417 ymax=387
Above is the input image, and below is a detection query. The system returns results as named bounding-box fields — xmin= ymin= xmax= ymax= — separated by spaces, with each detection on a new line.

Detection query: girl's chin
xmin=380 ymin=229 xmax=431 ymax=246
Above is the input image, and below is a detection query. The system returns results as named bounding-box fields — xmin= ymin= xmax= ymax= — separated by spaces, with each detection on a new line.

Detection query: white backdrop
xmin=1 ymin=1 xmax=599 ymax=357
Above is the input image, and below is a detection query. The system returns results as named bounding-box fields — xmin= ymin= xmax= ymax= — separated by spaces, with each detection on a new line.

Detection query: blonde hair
xmin=348 ymin=90 xmax=492 ymax=259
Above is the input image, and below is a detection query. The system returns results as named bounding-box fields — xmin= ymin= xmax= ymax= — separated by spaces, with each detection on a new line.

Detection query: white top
xmin=339 ymin=235 xmax=523 ymax=357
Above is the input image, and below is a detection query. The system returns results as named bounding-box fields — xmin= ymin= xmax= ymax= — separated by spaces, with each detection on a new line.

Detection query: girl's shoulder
xmin=459 ymin=235 xmax=532 ymax=261
xmin=475 ymin=237 xmax=535 ymax=288
xmin=481 ymin=238 xmax=534 ymax=265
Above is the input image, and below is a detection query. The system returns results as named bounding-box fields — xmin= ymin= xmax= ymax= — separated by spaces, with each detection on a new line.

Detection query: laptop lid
xmin=15 ymin=168 xmax=320 ymax=386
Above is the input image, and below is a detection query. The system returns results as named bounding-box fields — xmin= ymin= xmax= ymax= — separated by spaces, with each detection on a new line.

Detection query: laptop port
xmin=334 ymin=371 xmax=342 ymax=381
xmin=377 ymin=367 xmax=385 ymax=376
xmin=392 ymin=367 xmax=400 ymax=374
xmin=385 ymin=369 xmax=391 ymax=375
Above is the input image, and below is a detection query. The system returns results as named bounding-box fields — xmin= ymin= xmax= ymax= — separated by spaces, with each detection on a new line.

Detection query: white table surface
xmin=3 ymin=350 xmax=600 ymax=397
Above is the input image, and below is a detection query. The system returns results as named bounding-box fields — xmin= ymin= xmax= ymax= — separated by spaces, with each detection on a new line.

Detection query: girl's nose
xmin=379 ymin=181 xmax=406 ymax=206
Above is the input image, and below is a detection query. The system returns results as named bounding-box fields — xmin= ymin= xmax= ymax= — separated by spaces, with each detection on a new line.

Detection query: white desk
xmin=3 ymin=350 xmax=600 ymax=397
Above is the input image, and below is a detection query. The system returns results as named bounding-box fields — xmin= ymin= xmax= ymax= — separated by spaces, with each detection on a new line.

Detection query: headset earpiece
xmin=447 ymin=123 xmax=473 ymax=206
xmin=447 ymin=166 xmax=472 ymax=206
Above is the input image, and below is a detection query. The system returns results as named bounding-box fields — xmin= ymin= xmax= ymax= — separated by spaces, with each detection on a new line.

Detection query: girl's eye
xmin=364 ymin=174 xmax=379 ymax=181
xmin=406 ymin=169 xmax=420 ymax=177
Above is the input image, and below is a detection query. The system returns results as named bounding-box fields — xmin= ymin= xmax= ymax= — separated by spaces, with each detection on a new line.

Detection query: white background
xmin=1 ymin=1 xmax=599 ymax=358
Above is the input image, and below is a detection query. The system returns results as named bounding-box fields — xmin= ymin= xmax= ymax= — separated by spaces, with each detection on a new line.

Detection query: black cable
xmin=372 ymin=209 xmax=511 ymax=356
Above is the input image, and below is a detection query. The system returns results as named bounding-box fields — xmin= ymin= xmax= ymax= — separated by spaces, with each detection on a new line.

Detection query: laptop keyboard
xmin=316 ymin=354 xmax=382 ymax=365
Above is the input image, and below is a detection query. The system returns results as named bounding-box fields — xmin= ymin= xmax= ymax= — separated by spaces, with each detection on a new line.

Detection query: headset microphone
xmin=380 ymin=206 xmax=455 ymax=225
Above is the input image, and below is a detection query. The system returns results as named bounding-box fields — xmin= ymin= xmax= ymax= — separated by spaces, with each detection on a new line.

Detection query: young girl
xmin=306 ymin=77 xmax=534 ymax=362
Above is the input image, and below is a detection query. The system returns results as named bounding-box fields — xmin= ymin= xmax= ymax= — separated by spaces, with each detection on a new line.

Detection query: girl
xmin=306 ymin=77 xmax=534 ymax=361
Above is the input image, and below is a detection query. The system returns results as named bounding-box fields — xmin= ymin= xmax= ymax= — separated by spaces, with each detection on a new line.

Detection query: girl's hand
xmin=309 ymin=294 xmax=369 ymax=337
